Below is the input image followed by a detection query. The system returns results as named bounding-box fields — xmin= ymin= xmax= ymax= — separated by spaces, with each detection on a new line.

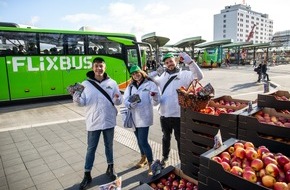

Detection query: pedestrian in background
xmin=123 ymin=65 xmax=160 ymax=175
xmin=149 ymin=52 xmax=204 ymax=167
xmin=73 ymin=57 xmax=122 ymax=190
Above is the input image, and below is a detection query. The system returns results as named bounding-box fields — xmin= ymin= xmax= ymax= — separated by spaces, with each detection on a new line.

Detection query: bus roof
xmin=196 ymin=39 xmax=233 ymax=48
xmin=174 ymin=36 xmax=206 ymax=48
xmin=0 ymin=25 xmax=136 ymax=38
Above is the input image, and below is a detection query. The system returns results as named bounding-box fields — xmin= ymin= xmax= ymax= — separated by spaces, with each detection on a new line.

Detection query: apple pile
xmin=254 ymin=110 xmax=290 ymax=128
xmin=213 ymin=99 xmax=247 ymax=108
xmin=274 ymin=95 xmax=289 ymax=101
xmin=199 ymin=106 xmax=235 ymax=116
xmin=211 ymin=141 xmax=290 ymax=189
xmin=178 ymin=85 xmax=203 ymax=96
xmin=149 ymin=172 xmax=198 ymax=190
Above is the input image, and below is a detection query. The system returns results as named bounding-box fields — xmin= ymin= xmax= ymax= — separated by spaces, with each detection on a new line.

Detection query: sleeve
xmin=150 ymin=82 xmax=160 ymax=106
xmin=112 ymin=81 xmax=123 ymax=106
xmin=188 ymin=61 xmax=204 ymax=81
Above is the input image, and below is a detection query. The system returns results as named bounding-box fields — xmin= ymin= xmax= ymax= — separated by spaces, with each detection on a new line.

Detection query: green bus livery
xmin=0 ymin=23 xmax=147 ymax=102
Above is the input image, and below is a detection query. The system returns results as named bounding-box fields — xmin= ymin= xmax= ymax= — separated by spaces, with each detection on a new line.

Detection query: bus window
xmin=0 ymin=31 xmax=37 ymax=55
xmin=87 ymin=35 xmax=122 ymax=56
xmin=65 ymin=34 xmax=85 ymax=55
xmin=127 ymin=49 xmax=138 ymax=67
xmin=39 ymin=33 xmax=64 ymax=55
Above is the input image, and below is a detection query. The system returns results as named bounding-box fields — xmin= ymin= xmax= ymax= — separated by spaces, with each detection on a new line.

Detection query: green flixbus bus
xmin=0 ymin=23 xmax=150 ymax=103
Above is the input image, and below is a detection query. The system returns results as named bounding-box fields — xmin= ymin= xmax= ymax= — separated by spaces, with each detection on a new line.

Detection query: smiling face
xmin=131 ymin=71 xmax=143 ymax=83
xmin=92 ymin=61 xmax=106 ymax=78
xmin=164 ymin=57 xmax=176 ymax=71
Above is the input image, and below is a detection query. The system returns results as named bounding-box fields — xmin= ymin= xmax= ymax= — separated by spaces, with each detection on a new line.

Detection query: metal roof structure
xmin=174 ymin=36 xmax=206 ymax=48
xmin=141 ymin=32 xmax=170 ymax=48
xmin=196 ymin=39 xmax=233 ymax=48
xmin=222 ymin=41 xmax=253 ymax=48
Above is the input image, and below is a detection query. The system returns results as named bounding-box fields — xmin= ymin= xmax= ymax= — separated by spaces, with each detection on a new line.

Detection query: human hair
xmin=93 ymin=57 xmax=105 ymax=64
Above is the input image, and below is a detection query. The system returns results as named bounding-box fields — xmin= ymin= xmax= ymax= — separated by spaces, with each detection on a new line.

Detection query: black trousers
xmin=160 ymin=116 xmax=180 ymax=159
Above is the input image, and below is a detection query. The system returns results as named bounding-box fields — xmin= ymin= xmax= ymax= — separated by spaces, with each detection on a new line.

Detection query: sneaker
xmin=160 ymin=158 xmax=168 ymax=167
xmin=79 ymin=172 xmax=92 ymax=190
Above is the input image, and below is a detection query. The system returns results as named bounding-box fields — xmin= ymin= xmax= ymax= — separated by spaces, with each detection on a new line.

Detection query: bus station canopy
xmin=196 ymin=39 xmax=233 ymax=48
xmin=173 ymin=36 xmax=206 ymax=48
xmin=222 ymin=41 xmax=253 ymax=49
xmin=242 ymin=42 xmax=283 ymax=49
xmin=141 ymin=32 xmax=170 ymax=48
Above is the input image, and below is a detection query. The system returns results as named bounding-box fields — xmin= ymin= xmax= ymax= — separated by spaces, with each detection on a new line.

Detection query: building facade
xmin=214 ymin=4 xmax=273 ymax=43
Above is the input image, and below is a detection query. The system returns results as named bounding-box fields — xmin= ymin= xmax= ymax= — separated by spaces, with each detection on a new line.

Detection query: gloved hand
xmin=129 ymin=101 xmax=138 ymax=109
xmin=73 ymin=91 xmax=81 ymax=103
xmin=179 ymin=52 xmax=193 ymax=65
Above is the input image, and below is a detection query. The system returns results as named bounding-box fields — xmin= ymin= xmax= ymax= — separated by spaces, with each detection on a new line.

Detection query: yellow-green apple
xmin=266 ymin=163 xmax=280 ymax=178
xmin=245 ymin=148 xmax=258 ymax=161
xmin=244 ymin=142 xmax=255 ymax=149
xmin=243 ymin=170 xmax=257 ymax=183
xmin=258 ymin=168 xmax=267 ymax=178
xmin=235 ymin=147 xmax=246 ymax=159
xmin=234 ymin=142 xmax=244 ymax=150
xmin=273 ymin=182 xmax=288 ymax=190
xmin=251 ymin=158 xmax=264 ymax=171
xmin=230 ymin=166 xmax=243 ymax=176
xmin=228 ymin=146 xmax=235 ymax=154
xmin=271 ymin=116 xmax=278 ymax=123
xmin=262 ymin=175 xmax=276 ymax=188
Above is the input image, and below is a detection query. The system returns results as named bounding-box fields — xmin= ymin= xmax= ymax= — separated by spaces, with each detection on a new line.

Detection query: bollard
xmin=264 ymin=81 xmax=270 ymax=93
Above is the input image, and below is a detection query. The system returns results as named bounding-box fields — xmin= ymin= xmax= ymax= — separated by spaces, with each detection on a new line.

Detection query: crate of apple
xmin=254 ymin=108 xmax=290 ymax=128
xmin=258 ymin=90 xmax=290 ymax=110
xmin=149 ymin=168 xmax=198 ymax=190
xmin=211 ymin=140 xmax=290 ymax=189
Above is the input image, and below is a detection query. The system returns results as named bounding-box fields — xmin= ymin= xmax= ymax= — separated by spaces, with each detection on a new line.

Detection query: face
xmin=131 ymin=71 xmax=143 ymax=82
xmin=164 ymin=57 xmax=176 ymax=70
xmin=92 ymin=62 xmax=106 ymax=77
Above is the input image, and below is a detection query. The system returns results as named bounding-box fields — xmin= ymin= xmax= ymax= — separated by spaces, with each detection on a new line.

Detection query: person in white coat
xmin=73 ymin=57 xmax=122 ymax=190
xmin=149 ymin=52 xmax=204 ymax=167
xmin=123 ymin=65 xmax=160 ymax=175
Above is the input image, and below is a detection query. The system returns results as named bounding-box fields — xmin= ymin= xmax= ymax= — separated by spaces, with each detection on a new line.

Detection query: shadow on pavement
xmin=230 ymin=82 xmax=260 ymax=92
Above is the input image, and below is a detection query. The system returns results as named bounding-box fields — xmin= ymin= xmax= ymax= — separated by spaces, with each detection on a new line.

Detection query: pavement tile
xmin=6 ymin=170 xmax=30 ymax=184
xmin=32 ymin=140 xmax=50 ymax=148
xmin=37 ymin=147 xmax=58 ymax=157
xmin=47 ymin=159 xmax=68 ymax=170
xmin=21 ymin=153 xmax=41 ymax=163
xmin=0 ymin=143 xmax=16 ymax=152
xmin=0 ymin=138 xmax=14 ymax=146
xmin=57 ymin=172 xmax=82 ymax=188
xmin=70 ymin=161 xmax=84 ymax=172
xmin=24 ymin=158 xmax=46 ymax=169
xmin=59 ymin=149 xmax=78 ymax=159
xmin=52 ymin=165 xmax=75 ymax=178
xmin=0 ymin=176 xmax=7 ymax=188
xmin=43 ymin=154 xmax=63 ymax=164
xmin=28 ymin=164 xmax=50 ymax=176
xmin=51 ymin=142 xmax=72 ymax=153
xmin=4 ymin=163 xmax=26 ymax=175
xmin=8 ymin=177 xmax=34 ymax=190
xmin=35 ymin=179 xmax=63 ymax=190
xmin=31 ymin=171 xmax=56 ymax=185
xmin=0 ymin=147 xmax=19 ymax=158
xmin=19 ymin=148 xmax=39 ymax=157
xmin=15 ymin=141 xmax=34 ymax=151
xmin=2 ymin=157 xmax=23 ymax=168
xmin=63 ymin=154 xmax=83 ymax=165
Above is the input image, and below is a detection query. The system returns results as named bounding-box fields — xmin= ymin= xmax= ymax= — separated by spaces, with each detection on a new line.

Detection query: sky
xmin=0 ymin=0 xmax=289 ymax=45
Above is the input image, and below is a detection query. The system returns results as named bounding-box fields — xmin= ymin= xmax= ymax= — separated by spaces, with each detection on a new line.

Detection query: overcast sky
xmin=0 ymin=0 xmax=289 ymax=44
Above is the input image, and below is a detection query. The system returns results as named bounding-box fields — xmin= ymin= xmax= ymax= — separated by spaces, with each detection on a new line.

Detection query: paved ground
xmin=0 ymin=64 xmax=289 ymax=190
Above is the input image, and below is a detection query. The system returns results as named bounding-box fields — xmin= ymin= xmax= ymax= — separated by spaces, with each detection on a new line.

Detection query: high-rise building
xmin=214 ymin=4 xmax=273 ymax=43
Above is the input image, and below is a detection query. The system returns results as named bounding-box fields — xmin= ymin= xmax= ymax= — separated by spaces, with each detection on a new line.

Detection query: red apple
xmin=222 ymin=157 xmax=230 ymax=165
xmin=266 ymin=163 xmax=280 ymax=178
xmin=169 ymin=172 xmax=176 ymax=179
xmin=164 ymin=185 xmax=171 ymax=190
xmin=257 ymin=146 xmax=270 ymax=158
xmin=178 ymin=184 xmax=185 ymax=189
xmin=262 ymin=152 xmax=275 ymax=160
xmin=284 ymin=162 xmax=290 ymax=172
xmin=273 ymin=182 xmax=288 ymax=190
xmin=180 ymin=179 xmax=187 ymax=185
xmin=212 ymin=156 xmax=222 ymax=163
xmin=186 ymin=181 xmax=194 ymax=188
xmin=150 ymin=183 xmax=157 ymax=189
xmin=157 ymin=182 xmax=164 ymax=189
xmin=242 ymin=158 xmax=251 ymax=169
xmin=263 ymin=156 xmax=278 ymax=166
xmin=251 ymin=158 xmax=264 ymax=171
xmin=262 ymin=175 xmax=276 ymax=188
xmin=277 ymin=168 xmax=286 ymax=182
xmin=235 ymin=147 xmax=246 ymax=159
xmin=160 ymin=178 xmax=167 ymax=185
xmin=244 ymin=166 xmax=255 ymax=173
xmin=286 ymin=170 xmax=290 ymax=183
xmin=221 ymin=161 xmax=231 ymax=172
xmin=220 ymin=151 xmax=231 ymax=160
xmin=172 ymin=180 xmax=179 ymax=187
xmin=245 ymin=148 xmax=258 ymax=161
xmin=243 ymin=170 xmax=257 ymax=183
xmin=230 ymin=166 xmax=243 ymax=176
xmin=258 ymin=168 xmax=267 ymax=178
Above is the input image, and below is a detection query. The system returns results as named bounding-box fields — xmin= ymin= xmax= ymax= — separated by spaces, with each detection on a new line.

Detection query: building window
xmin=223 ymin=34 xmax=226 ymax=38
xmin=240 ymin=18 xmax=243 ymax=22
xmin=223 ymin=14 xmax=226 ymax=18
xmin=223 ymin=24 xmax=226 ymax=28
xmin=246 ymin=20 xmax=249 ymax=23
xmin=223 ymin=20 xmax=226 ymax=23
xmin=223 ymin=29 xmax=226 ymax=33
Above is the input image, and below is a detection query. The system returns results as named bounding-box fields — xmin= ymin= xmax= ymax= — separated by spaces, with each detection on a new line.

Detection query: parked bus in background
xmin=197 ymin=47 xmax=222 ymax=67
xmin=0 ymin=22 xmax=150 ymax=103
